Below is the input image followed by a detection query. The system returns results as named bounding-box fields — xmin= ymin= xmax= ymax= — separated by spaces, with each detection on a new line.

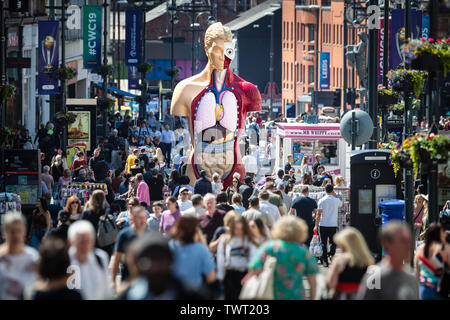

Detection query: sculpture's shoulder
xmin=230 ymin=72 xmax=261 ymax=112
xmin=171 ymin=75 xmax=209 ymax=117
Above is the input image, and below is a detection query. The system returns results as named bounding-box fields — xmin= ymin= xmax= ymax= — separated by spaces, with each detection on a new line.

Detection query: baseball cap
xmin=180 ymin=187 xmax=189 ymax=194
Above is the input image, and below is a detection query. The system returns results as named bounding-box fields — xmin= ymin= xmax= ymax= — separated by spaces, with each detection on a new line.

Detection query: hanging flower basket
xmin=97 ymin=97 xmax=115 ymax=110
xmin=0 ymin=83 xmax=17 ymax=100
xmin=402 ymin=38 xmax=450 ymax=76
xmin=137 ymin=63 xmax=154 ymax=75
xmin=165 ymin=67 xmax=180 ymax=78
xmin=52 ymin=67 xmax=77 ymax=81
xmin=389 ymin=98 xmax=421 ymax=116
xmin=387 ymin=68 xmax=427 ymax=98
xmin=0 ymin=127 xmax=20 ymax=147
xmin=95 ymin=65 xmax=114 ymax=77
xmin=378 ymin=86 xmax=400 ymax=106
xmin=389 ymin=140 xmax=414 ymax=177
xmin=55 ymin=112 xmax=77 ymax=126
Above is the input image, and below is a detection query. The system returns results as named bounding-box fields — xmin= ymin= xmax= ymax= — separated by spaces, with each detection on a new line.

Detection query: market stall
xmin=60 ymin=183 xmax=108 ymax=207
xmin=274 ymin=123 xmax=349 ymax=183
xmin=290 ymin=185 xmax=350 ymax=231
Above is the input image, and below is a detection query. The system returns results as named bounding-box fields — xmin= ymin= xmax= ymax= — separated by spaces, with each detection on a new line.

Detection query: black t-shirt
xmin=216 ymin=204 xmax=235 ymax=214
xmin=114 ymin=226 xmax=138 ymax=281
xmin=130 ymin=167 xmax=144 ymax=176
xmin=33 ymin=287 xmax=83 ymax=300
xmin=94 ymin=160 xmax=110 ymax=181
xmin=284 ymin=163 xmax=292 ymax=173
xmin=291 ymin=196 xmax=317 ymax=226
xmin=139 ymin=154 xmax=150 ymax=170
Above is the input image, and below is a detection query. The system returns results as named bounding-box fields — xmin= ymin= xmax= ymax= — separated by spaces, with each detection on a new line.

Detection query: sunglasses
xmin=128 ymin=203 xmax=137 ymax=207
xmin=72 ymin=201 xmax=80 ymax=205
xmin=181 ymin=192 xmax=189 ymax=195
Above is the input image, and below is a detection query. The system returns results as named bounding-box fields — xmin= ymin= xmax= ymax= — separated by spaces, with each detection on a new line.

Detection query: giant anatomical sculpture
xmin=170 ymin=22 xmax=261 ymax=189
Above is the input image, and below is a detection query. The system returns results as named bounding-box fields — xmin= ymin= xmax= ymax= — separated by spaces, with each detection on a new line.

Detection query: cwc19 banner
xmin=38 ymin=21 xmax=59 ymax=95
xmin=83 ymin=5 xmax=102 ymax=69
xmin=125 ymin=10 xmax=142 ymax=66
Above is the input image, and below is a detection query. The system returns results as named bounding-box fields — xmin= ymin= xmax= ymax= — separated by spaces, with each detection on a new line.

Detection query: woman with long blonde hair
xmin=300 ymin=155 xmax=312 ymax=177
xmin=326 ymin=227 xmax=374 ymax=299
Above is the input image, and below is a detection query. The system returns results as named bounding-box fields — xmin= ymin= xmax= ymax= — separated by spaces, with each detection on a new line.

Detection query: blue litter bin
xmin=379 ymin=200 xmax=405 ymax=226
xmin=378 ymin=200 xmax=405 ymax=257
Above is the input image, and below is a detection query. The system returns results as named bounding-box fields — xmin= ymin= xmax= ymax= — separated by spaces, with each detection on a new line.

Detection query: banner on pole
xmin=389 ymin=9 xmax=404 ymax=70
xmin=421 ymin=15 xmax=430 ymax=40
xmin=128 ymin=65 xmax=139 ymax=90
xmin=319 ymin=52 xmax=330 ymax=90
xmin=38 ymin=21 xmax=59 ymax=95
xmin=125 ymin=10 xmax=142 ymax=66
xmin=83 ymin=5 xmax=102 ymax=69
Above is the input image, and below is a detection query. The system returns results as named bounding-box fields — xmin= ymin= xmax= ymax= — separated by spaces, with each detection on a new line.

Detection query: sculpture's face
xmin=206 ymin=38 xmax=235 ymax=71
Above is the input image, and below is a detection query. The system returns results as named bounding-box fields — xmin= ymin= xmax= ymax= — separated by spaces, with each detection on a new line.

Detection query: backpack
xmin=97 ymin=212 xmax=119 ymax=248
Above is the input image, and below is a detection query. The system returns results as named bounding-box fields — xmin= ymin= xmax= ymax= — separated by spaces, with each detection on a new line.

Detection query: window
xmin=308 ymin=65 xmax=314 ymax=84
xmin=287 ymin=22 xmax=289 ymax=42
xmin=291 ymin=22 xmax=293 ymax=42
xmin=291 ymin=63 xmax=294 ymax=81
xmin=333 ymin=24 xmax=335 ymax=44
xmin=297 ymin=23 xmax=300 ymax=41
xmin=308 ymin=45 xmax=314 ymax=52
xmin=290 ymin=140 xmax=338 ymax=166
xmin=308 ymin=24 xmax=315 ymax=42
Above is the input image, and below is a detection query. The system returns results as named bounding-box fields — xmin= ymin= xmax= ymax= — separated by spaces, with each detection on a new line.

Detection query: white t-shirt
xmin=318 ymin=194 xmax=342 ymax=227
xmin=0 ymin=246 xmax=39 ymax=300
xmin=242 ymin=155 xmax=258 ymax=174
xmin=177 ymin=200 xmax=193 ymax=212
xmin=259 ymin=200 xmax=281 ymax=223
xmin=173 ymin=154 xmax=183 ymax=166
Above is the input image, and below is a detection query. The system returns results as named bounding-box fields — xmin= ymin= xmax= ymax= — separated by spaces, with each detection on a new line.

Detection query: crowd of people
xmin=1 ymin=111 xmax=450 ymax=301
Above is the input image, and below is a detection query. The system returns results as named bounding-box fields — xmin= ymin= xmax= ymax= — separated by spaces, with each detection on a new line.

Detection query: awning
xmin=97 ymin=83 xmax=137 ymax=98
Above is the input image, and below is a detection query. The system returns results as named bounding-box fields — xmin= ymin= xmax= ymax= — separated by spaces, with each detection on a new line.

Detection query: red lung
xmin=190 ymin=69 xmax=262 ymax=189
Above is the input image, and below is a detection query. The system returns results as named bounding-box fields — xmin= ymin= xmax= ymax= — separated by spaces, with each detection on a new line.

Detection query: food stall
xmin=274 ymin=122 xmax=349 ymax=183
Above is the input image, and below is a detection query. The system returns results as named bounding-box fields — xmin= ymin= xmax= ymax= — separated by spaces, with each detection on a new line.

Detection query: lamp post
xmin=102 ymin=0 xmax=109 ymax=138
xmin=168 ymin=0 xmax=178 ymax=90
xmin=266 ymin=11 xmax=274 ymax=121
xmin=177 ymin=3 xmax=215 ymax=76
xmin=60 ymin=0 xmax=68 ymax=152
xmin=367 ymin=0 xmax=378 ymax=149
xmin=0 ymin=0 xmax=6 ymax=128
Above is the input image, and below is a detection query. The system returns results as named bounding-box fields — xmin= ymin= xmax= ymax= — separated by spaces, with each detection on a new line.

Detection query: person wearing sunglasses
xmin=65 ymin=196 xmax=83 ymax=224
xmin=116 ymin=197 xmax=140 ymax=230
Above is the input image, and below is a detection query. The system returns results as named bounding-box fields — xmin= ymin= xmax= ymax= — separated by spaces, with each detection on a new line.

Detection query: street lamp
xmin=265 ymin=11 xmax=274 ymax=120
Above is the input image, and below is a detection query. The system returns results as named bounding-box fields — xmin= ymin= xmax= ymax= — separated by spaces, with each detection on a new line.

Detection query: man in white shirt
xmin=242 ymin=148 xmax=258 ymax=178
xmin=266 ymin=140 xmax=276 ymax=174
xmin=258 ymin=191 xmax=281 ymax=223
xmin=242 ymin=196 xmax=274 ymax=229
xmin=182 ymin=194 xmax=206 ymax=217
xmin=160 ymin=123 xmax=176 ymax=167
xmin=314 ymin=183 xmax=343 ymax=267
xmin=177 ymin=187 xmax=193 ymax=212
xmin=68 ymin=220 xmax=112 ymax=300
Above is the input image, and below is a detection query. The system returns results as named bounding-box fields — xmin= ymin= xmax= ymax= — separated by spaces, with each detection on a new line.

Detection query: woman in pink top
xmin=160 ymin=196 xmax=181 ymax=236
xmin=136 ymin=173 xmax=150 ymax=207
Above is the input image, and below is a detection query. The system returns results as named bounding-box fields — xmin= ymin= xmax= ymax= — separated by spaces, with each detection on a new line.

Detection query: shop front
xmin=274 ymin=123 xmax=349 ymax=182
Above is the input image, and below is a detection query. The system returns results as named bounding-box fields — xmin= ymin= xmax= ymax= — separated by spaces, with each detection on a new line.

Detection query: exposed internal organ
xmin=194 ymin=90 xmax=238 ymax=145
xmin=193 ymin=83 xmax=240 ymax=180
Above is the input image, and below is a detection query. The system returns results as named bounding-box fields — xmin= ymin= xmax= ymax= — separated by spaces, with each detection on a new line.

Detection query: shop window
xmin=291 ymin=139 xmax=339 ymax=166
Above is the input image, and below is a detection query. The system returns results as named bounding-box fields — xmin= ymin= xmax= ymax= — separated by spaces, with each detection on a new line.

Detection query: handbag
xmin=239 ymin=256 xmax=277 ymax=300
xmin=309 ymin=232 xmax=323 ymax=257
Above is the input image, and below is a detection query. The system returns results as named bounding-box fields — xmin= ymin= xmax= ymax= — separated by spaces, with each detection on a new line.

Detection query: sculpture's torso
xmin=173 ymin=68 xmax=261 ymax=189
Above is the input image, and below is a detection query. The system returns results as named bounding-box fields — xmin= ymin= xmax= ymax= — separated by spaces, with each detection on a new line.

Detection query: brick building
xmin=281 ymin=0 xmax=362 ymax=117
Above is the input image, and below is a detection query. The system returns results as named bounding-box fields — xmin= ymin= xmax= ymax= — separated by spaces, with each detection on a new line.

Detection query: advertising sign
xmin=67 ymin=99 xmax=97 ymax=152
xmin=38 ymin=21 xmax=59 ymax=95
xmin=319 ymin=52 xmax=330 ymax=90
xmin=83 ymin=5 xmax=102 ymax=69
xmin=125 ymin=10 xmax=142 ymax=66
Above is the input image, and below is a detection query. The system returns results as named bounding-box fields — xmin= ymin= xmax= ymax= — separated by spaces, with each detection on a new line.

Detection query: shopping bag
xmin=239 ymin=256 xmax=276 ymax=300
xmin=309 ymin=232 xmax=323 ymax=257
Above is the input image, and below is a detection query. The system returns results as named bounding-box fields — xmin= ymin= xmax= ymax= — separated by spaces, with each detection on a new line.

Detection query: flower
xmin=428 ymin=38 xmax=434 ymax=42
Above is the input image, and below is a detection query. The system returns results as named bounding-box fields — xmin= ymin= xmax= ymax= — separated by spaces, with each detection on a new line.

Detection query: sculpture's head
xmin=204 ymin=22 xmax=235 ymax=71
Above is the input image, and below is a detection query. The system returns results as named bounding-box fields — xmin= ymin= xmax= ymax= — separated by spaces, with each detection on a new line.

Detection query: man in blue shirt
xmin=289 ymin=185 xmax=318 ymax=246
xmin=194 ymin=170 xmax=213 ymax=196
